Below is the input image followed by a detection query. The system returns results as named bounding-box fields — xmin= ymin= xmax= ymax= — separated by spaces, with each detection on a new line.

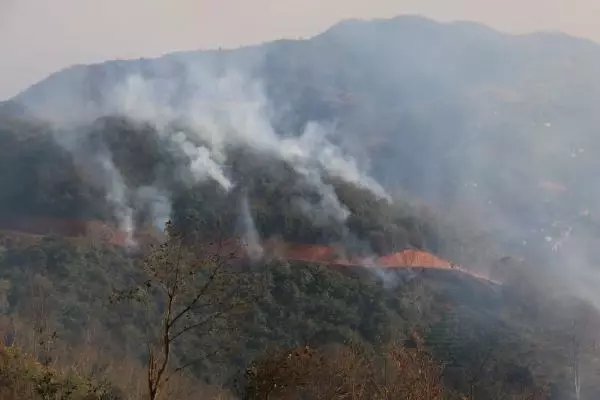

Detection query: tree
xmin=112 ymin=221 xmax=263 ymax=400
xmin=243 ymin=340 xmax=448 ymax=400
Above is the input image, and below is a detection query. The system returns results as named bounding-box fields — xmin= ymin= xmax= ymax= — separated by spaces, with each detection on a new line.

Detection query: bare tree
xmin=112 ymin=222 xmax=263 ymax=400
xmin=568 ymin=301 xmax=600 ymax=400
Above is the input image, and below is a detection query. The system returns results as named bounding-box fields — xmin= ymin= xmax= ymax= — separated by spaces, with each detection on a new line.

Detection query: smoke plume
xmin=238 ymin=193 xmax=263 ymax=261
xmin=135 ymin=186 xmax=172 ymax=232
xmin=36 ymin=62 xmax=387 ymax=245
xmin=96 ymin=154 xmax=136 ymax=247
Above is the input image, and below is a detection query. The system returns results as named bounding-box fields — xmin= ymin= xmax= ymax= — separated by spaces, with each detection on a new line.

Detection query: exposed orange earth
xmin=261 ymin=240 xmax=453 ymax=269
xmin=378 ymin=250 xmax=451 ymax=269
xmin=0 ymin=217 xmax=496 ymax=283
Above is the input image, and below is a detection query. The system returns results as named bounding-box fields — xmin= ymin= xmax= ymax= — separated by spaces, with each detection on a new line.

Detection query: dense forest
xmin=0 ymin=222 xmax=598 ymax=399
xmin=0 ymin=113 xmax=476 ymax=263
xmin=0 ymin=113 xmax=597 ymax=399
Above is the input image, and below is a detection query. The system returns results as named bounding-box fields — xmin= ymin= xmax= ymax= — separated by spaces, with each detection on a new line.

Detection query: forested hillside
xmin=0 ymin=14 xmax=600 ymax=399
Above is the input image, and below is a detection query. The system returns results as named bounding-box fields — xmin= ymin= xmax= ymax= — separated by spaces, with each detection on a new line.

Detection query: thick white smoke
xmin=291 ymin=168 xmax=351 ymax=229
xmin=28 ymin=58 xmax=388 ymax=247
xmin=101 ymin=66 xmax=387 ymax=239
xmin=279 ymin=122 xmax=390 ymax=201
xmin=169 ymin=131 xmax=233 ymax=191
xmin=97 ymin=155 xmax=135 ymax=247
xmin=239 ymin=193 xmax=263 ymax=261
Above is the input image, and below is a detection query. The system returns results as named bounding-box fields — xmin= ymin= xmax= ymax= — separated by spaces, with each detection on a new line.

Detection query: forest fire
xmin=0 ymin=217 xmax=496 ymax=282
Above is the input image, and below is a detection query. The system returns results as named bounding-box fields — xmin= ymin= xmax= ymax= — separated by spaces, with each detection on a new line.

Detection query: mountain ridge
xmin=10 ymin=14 xmax=600 ymax=118
xmin=5 ymin=15 xmax=600 ymax=269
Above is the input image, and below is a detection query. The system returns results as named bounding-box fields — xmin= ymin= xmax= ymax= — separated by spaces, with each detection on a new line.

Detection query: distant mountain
xmin=5 ymin=14 xmax=600 ymax=266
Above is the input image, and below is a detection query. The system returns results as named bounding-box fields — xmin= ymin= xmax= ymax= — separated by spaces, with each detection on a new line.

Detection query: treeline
xmin=0 ymin=225 xmax=596 ymax=398
xmin=0 ymin=117 xmax=106 ymax=220
xmin=0 ymin=114 xmax=470 ymax=263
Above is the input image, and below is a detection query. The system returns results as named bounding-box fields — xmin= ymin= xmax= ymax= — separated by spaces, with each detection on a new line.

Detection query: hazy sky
xmin=1 ymin=0 xmax=600 ymax=100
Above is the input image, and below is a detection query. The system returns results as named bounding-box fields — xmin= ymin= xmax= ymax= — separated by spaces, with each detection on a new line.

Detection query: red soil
xmin=378 ymin=249 xmax=452 ymax=269
xmin=0 ymin=217 xmax=495 ymax=283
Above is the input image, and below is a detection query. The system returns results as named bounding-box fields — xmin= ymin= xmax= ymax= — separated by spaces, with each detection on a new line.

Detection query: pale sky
xmin=1 ymin=0 xmax=600 ymax=100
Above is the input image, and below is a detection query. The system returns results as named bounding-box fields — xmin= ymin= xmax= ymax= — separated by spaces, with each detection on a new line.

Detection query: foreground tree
xmin=112 ymin=222 xmax=263 ymax=400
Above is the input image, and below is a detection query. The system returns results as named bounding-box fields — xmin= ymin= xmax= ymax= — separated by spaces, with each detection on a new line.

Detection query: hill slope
xmin=8 ymin=15 xmax=600 ymax=263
